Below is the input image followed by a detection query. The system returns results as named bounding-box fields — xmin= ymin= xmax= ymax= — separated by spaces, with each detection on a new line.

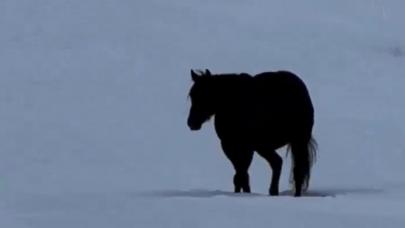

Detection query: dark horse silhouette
xmin=187 ymin=69 xmax=317 ymax=197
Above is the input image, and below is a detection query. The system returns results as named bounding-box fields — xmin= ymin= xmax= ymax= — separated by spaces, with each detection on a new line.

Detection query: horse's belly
xmin=214 ymin=116 xmax=288 ymax=149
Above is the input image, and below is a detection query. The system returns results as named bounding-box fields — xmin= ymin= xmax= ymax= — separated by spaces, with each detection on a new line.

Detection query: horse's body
xmin=187 ymin=69 xmax=316 ymax=197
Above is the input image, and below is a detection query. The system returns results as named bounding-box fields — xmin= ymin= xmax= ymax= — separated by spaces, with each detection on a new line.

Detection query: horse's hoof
xmin=269 ymin=189 xmax=279 ymax=196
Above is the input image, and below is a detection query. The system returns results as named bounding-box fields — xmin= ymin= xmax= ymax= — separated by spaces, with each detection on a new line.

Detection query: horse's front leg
xmin=221 ymin=141 xmax=254 ymax=193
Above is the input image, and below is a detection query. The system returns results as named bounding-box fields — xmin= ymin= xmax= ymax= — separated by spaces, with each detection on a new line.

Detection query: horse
xmin=187 ymin=69 xmax=317 ymax=197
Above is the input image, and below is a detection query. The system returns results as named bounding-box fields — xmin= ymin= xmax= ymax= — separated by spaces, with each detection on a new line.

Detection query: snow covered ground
xmin=1 ymin=0 xmax=405 ymax=227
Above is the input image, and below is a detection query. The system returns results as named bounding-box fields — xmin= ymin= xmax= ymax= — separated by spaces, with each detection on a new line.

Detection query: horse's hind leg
xmin=221 ymin=141 xmax=254 ymax=193
xmin=256 ymin=150 xmax=282 ymax=196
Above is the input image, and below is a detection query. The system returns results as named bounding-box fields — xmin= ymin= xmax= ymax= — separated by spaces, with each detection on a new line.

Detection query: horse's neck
xmin=214 ymin=77 xmax=252 ymax=113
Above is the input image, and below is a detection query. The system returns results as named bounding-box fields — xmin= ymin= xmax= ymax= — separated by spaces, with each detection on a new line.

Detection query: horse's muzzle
xmin=188 ymin=119 xmax=202 ymax=131
xmin=189 ymin=125 xmax=201 ymax=131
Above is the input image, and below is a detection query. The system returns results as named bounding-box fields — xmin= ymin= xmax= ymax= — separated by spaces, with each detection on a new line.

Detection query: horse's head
xmin=187 ymin=69 xmax=216 ymax=131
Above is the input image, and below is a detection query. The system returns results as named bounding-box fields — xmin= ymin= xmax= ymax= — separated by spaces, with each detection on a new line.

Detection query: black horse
xmin=187 ymin=69 xmax=317 ymax=197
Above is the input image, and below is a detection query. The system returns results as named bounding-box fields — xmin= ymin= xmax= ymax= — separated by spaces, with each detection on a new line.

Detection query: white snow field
xmin=1 ymin=0 xmax=405 ymax=227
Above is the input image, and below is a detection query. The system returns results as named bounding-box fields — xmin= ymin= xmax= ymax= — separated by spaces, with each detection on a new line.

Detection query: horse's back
xmin=214 ymin=71 xmax=314 ymax=146
xmin=253 ymin=71 xmax=309 ymax=95
xmin=250 ymin=71 xmax=314 ymax=137
xmin=251 ymin=71 xmax=313 ymax=109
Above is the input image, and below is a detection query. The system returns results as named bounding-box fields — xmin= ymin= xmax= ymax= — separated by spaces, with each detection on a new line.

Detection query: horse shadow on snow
xmin=139 ymin=187 xmax=383 ymax=198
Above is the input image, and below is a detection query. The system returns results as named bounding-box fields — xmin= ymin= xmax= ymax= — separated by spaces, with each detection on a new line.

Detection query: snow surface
xmin=1 ymin=0 xmax=405 ymax=227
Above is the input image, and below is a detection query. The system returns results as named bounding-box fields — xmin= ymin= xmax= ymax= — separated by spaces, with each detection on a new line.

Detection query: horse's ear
xmin=205 ymin=69 xmax=211 ymax=76
xmin=191 ymin=69 xmax=199 ymax=81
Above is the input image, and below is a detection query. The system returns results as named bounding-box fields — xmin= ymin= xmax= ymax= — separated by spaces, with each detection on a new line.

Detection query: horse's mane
xmin=212 ymin=73 xmax=252 ymax=78
xmin=192 ymin=69 xmax=251 ymax=77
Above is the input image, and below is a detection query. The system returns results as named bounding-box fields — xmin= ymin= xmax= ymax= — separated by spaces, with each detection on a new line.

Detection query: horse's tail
xmin=288 ymin=136 xmax=317 ymax=192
